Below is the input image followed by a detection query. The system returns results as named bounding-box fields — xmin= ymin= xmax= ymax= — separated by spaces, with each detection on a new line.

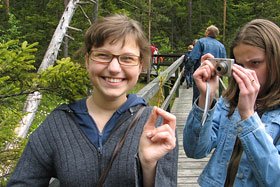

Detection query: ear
xmin=138 ymin=63 xmax=143 ymax=74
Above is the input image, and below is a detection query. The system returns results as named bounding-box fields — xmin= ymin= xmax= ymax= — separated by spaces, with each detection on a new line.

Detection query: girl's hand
xmin=193 ymin=53 xmax=219 ymax=108
xmin=139 ymin=106 xmax=176 ymax=167
xmin=232 ymin=64 xmax=260 ymax=120
xmin=139 ymin=107 xmax=176 ymax=187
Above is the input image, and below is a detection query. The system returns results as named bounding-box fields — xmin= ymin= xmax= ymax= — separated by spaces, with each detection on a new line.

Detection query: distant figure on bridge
xmin=183 ymin=19 xmax=280 ymax=186
xmin=188 ymin=25 xmax=227 ymax=104
xmin=183 ymin=44 xmax=194 ymax=89
xmin=150 ymin=43 xmax=163 ymax=70
xmin=7 ymin=14 xmax=178 ymax=187
xmin=192 ymin=39 xmax=198 ymax=46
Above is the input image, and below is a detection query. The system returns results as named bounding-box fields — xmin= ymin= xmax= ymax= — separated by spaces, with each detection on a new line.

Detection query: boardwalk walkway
xmin=171 ymin=83 xmax=211 ymax=187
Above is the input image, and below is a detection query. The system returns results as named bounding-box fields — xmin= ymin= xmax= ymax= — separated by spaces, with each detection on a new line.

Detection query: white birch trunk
xmin=17 ymin=0 xmax=80 ymax=138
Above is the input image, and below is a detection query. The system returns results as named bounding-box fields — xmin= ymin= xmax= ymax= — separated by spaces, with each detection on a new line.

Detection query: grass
xmin=128 ymin=80 xmax=160 ymax=106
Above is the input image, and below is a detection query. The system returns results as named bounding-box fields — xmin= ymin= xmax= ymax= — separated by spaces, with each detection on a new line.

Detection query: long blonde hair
xmin=223 ymin=19 xmax=280 ymax=116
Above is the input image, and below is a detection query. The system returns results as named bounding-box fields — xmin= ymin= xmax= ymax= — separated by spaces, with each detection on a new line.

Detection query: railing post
xmin=147 ymin=67 xmax=151 ymax=83
xmin=163 ymin=84 xmax=170 ymax=112
xmin=175 ymin=68 xmax=180 ymax=97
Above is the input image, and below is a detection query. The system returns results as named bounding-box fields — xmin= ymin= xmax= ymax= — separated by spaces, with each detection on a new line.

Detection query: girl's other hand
xmin=232 ymin=64 xmax=260 ymax=120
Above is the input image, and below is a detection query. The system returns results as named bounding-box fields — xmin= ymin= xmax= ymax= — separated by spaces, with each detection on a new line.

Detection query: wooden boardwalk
xmin=171 ymin=83 xmax=211 ymax=187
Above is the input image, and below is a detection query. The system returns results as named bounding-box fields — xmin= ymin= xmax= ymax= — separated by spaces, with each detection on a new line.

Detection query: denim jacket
xmin=183 ymin=97 xmax=280 ymax=187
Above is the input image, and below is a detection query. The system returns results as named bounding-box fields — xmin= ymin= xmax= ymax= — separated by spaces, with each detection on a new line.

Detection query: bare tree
xmin=223 ymin=0 xmax=227 ymax=43
xmin=5 ymin=0 xmax=9 ymax=13
xmin=16 ymin=0 xmax=81 ymax=139
xmin=93 ymin=0 xmax=99 ymax=21
xmin=187 ymin=0 xmax=192 ymax=43
xmin=63 ymin=0 xmax=69 ymax=58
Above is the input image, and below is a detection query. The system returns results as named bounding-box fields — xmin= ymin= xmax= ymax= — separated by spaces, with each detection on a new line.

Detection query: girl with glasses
xmin=8 ymin=14 xmax=178 ymax=187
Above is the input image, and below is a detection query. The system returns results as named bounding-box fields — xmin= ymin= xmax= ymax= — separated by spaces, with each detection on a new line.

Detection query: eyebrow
xmin=92 ymin=50 xmax=140 ymax=56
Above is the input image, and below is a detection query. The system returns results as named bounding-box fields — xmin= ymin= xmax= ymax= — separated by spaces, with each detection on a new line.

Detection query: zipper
xmin=64 ymin=107 xmax=104 ymax=179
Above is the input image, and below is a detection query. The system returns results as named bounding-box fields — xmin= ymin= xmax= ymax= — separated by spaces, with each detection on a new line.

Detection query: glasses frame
xmin=89 ymin=51 xmax=141 ymax=66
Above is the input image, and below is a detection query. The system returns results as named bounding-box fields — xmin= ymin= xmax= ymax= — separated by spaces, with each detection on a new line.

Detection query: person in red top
xmin=151 ymin=43 xmax=157 ymax=54
xmin=150 ymin=43 xmax=158 ymax=70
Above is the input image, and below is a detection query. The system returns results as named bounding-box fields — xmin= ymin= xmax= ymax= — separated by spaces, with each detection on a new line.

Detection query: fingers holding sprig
xmin=147 ymin=123 xmax=176 ymax=150
xmin=144 ymin=107 xmax=176 ymax=147
xmin=232 ymin=64 xmax=260 ymax=120
xmin=139 ymin=106 xmax=176 ymax=164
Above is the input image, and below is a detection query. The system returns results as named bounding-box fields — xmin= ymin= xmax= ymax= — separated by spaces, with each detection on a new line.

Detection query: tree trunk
xmin=93 ymin=0 xmax=99 ymax=21
xmin=148 ymin=0 xmax=151 ymax=42
xmin=16 ymin=0 xmax=80 ymax=138
xmin=6 ymin=0 xmax=9 ymax=13
xmin=223 ymin=0 xmax=226 ymax=43
xmin=187 ymin=0 xmax=192 ymax=43
xmin=63 ymin=0 xmax=69 ymax=58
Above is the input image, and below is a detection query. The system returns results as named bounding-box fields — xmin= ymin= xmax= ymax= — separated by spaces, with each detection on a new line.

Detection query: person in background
xmin=150 ymin=43 xmax=163 ymax=71
xmin=7 ymin=14 xmax=178 ymax=187
xmin=183 ymin=44 xmax=194 ymax=89
xmin=183 ymin=19 xmax=280 ymax=186
xmin=192 ymin=39 xmax=198 ymax=46
xmin=150 ymin=42 xmax=157 ymax=55
xmin=188 ymin=25 xmax=227 ymax=104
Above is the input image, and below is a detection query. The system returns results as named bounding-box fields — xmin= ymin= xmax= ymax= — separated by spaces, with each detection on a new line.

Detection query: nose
xmin=107 ymin=56 xmax=121 ymax=73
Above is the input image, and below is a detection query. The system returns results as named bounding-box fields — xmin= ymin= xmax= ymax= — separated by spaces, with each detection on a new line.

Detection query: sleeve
xmin=134 ymin=113 xmax=178 ymax=187
xmin=237 ymin=113 xmax=280 ymax=186
xmin=183 ymin=98 xmax=219 ymax=159
xmin=155 ymin=137 xmax=178 ymax=186
xmin=189 ymin=40 xmax=202 ymax=60
xmin=6 ymin=124 xmax=54 ymax=186
xmin=135 ymin=137 xmax=178 ymax=187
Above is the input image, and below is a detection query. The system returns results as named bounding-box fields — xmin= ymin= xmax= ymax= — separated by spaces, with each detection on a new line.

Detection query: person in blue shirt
xmin=189 ymin=25 xmax=227 ymax=104
xmin=7 ymin=14 xmax=178 ymax=187
xmin=183 ymin=44 xmax=194 ymax=89
xmin=183 ymin=19 xmax=280 ymax=186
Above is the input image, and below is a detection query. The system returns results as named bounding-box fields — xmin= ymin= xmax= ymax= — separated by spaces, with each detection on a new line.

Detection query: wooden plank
xmin=171 ymin=84 xmax=212 ymax=186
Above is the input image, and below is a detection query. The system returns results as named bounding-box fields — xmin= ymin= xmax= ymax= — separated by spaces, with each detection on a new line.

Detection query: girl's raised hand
xmin=139 ymin=106 xmax=176 ymax=167
xmin=193 ymin=53 xmax=219 ymax=108
xmin=232 ymin=64 xmax=260 ymax=120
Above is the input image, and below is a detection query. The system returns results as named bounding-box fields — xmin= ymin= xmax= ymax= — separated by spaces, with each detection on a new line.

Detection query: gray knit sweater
xmin=7 ymin=104 xmax=178 ymax=187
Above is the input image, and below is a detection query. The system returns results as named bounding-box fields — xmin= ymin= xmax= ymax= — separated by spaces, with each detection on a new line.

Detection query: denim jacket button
xmin=237 ymin=127 xmax=242 ymax=133
xmin=238 ymin=173 xmax=244 ymax=179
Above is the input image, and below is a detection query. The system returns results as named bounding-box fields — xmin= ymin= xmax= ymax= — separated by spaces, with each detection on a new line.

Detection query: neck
xmin=87 ymin=92 xmax=127 ymax=113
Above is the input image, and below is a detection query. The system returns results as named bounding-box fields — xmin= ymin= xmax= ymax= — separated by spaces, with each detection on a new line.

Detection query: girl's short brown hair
xmin=84 ymin=14 xmax=151 ymax=69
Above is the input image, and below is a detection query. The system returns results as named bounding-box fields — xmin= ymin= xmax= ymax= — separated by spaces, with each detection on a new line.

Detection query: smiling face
xmin=233 ymin=43 xmax=268 ymax=96
xmin=86 ymin=35 xmax=142 ymax=102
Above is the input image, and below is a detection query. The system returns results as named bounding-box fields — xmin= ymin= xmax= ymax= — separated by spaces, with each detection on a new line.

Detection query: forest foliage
xmin=1 ymin=0 xmax=280 ymax=184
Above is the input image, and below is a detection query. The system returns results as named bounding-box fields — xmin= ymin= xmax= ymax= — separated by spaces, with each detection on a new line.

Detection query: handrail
xmin=137 ymin=55 xmax=184 ymax=111
xmin=152 ymin=54 xmax=184 ymax=58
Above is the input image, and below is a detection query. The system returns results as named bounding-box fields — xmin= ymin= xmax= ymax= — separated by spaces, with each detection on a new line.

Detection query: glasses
xmin=90 ymin=51 xmax=141 ymax=66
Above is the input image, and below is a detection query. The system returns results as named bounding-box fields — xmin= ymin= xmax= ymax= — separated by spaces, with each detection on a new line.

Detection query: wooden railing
xmin=140 ymin=53 xmax=184 ymax=82
xmin=137 ymin=55 xmax=185 ymax=112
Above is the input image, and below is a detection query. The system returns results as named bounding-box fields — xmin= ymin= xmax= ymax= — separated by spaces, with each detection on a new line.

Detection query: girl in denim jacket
xmin=183 ymin=19 xmax=280 ymax=186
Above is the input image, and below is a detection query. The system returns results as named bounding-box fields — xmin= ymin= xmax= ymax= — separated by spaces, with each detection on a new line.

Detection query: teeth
xmin=105 ymin=77 xmax=122 ymax=83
